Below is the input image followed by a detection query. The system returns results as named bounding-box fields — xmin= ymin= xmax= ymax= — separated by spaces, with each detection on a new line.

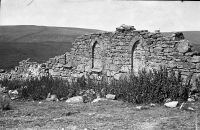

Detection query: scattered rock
xmin=92 ymin=98 xmax=107 ymax=103
xmin=8 ymin=90 xmax=19 ymax=100
xmin=150 ymin=103 xmax=156 ymax=107
xmin=180 ymin=102 xmax=195 ymax=111
xmin=66 ymin=96 xmax=83 ymax=103
xmin=60 ymin=97 xmax=68 ymax=101
xmin=106 ymin=94 xmax=116 ymax=100
xmin=187 ymin=97 xmax=195 ymax=102
xmin=164 ymin=101 xmax=178 ymax=108
xmin=187 ymin=107 xmax=195 ymax=111
xmin=136 ymin=106 xmax=149 ymax=110
xmin=46 ymin=93 xmax=59 ymax=102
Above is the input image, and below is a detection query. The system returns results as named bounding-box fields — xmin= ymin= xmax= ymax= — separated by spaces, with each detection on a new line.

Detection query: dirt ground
xmin=0 ymin=100 xmax=200 ymax=130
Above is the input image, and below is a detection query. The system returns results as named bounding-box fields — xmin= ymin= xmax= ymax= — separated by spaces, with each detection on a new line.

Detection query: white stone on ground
xmin=92 ymin=98 xmax=107 ymax=103
xmin=106 ymin=94 xmax=116 ymax=100
xmin=164 ymin=101 xmax=178 ymax=108
xmin=187 ymin=97 xmax=195 ymax=102
xmin=66 ymin=96 xmax=83 ymax=103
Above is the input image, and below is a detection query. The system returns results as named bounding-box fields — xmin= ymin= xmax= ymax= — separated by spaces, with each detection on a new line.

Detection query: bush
xmin=106 ymin=67 xmax=191 ymax=104
xmin=0 ymin=67 xmax=192 ymax=104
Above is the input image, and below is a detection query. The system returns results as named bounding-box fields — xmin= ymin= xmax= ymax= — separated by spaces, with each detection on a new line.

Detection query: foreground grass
xmin=0 ymin=100 xmax=199 ymax=130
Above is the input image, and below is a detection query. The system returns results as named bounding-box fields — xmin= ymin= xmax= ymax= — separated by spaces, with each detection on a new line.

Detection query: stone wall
xmin=1 ymin=24 xmax=200 ymax=86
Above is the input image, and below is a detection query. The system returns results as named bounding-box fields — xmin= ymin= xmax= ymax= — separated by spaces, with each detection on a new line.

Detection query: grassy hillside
xmin=0 ymin=25 xmax=99 ymax=70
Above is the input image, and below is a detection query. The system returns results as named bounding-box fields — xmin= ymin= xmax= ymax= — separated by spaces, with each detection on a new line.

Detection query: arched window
xmin=131 ymin=40 xmax=140 ymax=71
xmin=92 ymin=41 xmax=98 ymax=68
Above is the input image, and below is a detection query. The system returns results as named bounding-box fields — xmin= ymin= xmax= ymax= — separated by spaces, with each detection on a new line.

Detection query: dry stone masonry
xmin=1 ymin=24 xmax=200 ymax=87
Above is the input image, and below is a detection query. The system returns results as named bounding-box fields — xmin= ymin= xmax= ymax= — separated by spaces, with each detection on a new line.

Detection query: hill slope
xmin=0 ymin=25 xmax=99 ymax=70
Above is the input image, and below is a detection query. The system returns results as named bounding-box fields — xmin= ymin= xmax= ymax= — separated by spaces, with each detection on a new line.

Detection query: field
xmin=0 ymin=25 xmax=99 ymax=70
xmin=0 ymin=100 xmax=200 ymax=130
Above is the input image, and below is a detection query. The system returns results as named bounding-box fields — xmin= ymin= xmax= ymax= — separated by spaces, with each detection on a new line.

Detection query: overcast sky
xmin=1 ymin=0 xmax=200 ymax=32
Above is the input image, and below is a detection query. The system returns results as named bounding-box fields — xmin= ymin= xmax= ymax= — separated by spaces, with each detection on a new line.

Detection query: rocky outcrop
xmin=1 ymin=25 xmax=200 ymax=88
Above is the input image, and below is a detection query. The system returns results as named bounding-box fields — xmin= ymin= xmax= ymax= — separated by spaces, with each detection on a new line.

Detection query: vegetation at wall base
xmin=0 ymin=68 xmax=194 ymax=104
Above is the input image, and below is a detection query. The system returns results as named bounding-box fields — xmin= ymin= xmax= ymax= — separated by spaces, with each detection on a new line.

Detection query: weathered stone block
xmin=119 ymin=65 xmax=131 ymax=73
xmin=177 ymin=40 xmax=190 ymax=53
xmin=76 ymin=64 xmax=85 ymax=72
xmin=91 ymin=68 xmax=102 ymax=73
xmin=163 ymin=48 xmax=174 ymax=53
xmin=191 ymin=56 xmax=200 ymax=63
xmin=71 ymin=73 xmax=84 ymax=78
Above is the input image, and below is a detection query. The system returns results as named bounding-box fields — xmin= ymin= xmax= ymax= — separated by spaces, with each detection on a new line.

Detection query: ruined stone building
xmin=1 ymin=25 xmax=200 ymax=86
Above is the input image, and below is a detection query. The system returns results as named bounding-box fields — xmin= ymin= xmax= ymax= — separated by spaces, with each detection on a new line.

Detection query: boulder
xmin=164 ymin=101 xmax=178 ymax=108
xmin=106 ymin=94 xmax=116 ymax=100
xmin=66 ymin=96 xmax=83 ymax=103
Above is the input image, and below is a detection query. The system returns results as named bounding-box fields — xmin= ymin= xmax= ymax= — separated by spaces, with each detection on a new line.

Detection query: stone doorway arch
xmin=91 ymin=41 xmax=103 ymax=69
xmin=131 ymin=40 xmax=140 ymax=72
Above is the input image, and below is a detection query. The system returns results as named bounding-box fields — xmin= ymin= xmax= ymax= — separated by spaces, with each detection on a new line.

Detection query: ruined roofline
xmin=74 ymin=24 xmax=185 ymax=42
